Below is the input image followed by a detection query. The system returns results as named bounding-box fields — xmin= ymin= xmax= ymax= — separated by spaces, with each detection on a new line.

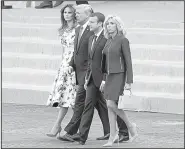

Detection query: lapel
xmin=76 ymin=26 xmax=90 ymax=53
xmin=102 ymin=38 xmax=112 ymax=54
xmin=88 ymin=35 xmax=94 ymax=57
xmin=90 ymin=32 xmax=104 ymax=58
xmin=74 ymin=26 xmax=80 ymax=53
xmin=104 ymin=38 xmax=111 ymax=49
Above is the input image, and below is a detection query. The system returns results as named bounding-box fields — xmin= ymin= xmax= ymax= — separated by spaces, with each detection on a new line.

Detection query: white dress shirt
xmin=91 ymin=29 xmax=103 ymax=50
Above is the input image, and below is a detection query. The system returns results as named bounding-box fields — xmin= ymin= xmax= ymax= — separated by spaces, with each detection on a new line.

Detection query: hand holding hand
xmin=84 ymin=80 xmax=88 ymax=90
xmin=99 ymin=81 xmax=105 ymax=92
xmin=67 ymin=66 xmax=73 ymax=74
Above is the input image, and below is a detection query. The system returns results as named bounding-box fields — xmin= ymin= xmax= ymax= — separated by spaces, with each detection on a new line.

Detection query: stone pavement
xmin=2 ymin=103 xmax=184 ymax=148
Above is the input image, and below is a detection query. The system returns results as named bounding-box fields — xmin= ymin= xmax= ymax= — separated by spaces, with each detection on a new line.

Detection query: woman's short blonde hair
xmin=103 ymin=15 xmax=126 ymax=39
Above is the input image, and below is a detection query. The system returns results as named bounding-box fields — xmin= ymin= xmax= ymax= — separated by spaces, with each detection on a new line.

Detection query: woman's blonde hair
xmin=103 ymin=15 xmax=126 ymax=39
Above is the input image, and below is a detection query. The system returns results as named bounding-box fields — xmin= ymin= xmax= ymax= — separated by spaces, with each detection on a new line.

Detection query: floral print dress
xmin=46 ymin=28 xmax=77 ymax=108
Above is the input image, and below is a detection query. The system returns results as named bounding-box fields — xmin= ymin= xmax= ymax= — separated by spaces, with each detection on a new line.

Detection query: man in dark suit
xmin=35 ymin=1 xmax=88 ymax=9
xmin=65 ymin=12 xmax=130 ymax=145
xmin=56 ymin=4 xmax=109 ymax=142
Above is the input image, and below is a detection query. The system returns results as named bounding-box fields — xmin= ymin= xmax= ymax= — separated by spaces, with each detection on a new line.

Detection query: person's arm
xmin=121 ymin=37 xmax=133 ymax=84
xmin=85 ymin=55 xmax=91 ymax=80
xmin=100 ymin=52 xmax=107 ymax=92
xmin=68 ymin=52 xmax=75 ymax=69
xmin=85 ymin=37 xmax=92 ymax=80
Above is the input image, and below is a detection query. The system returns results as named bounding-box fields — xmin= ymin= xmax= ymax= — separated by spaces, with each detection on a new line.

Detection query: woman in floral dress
xmin=46 ymin=4 xmax=77 ymax=137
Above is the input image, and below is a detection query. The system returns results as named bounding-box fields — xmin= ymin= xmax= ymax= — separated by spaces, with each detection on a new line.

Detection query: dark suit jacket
xmin=69 ymin=25 xmax=94 ymax=85
xmin=85 ymin=31 xmax=107 ymax=88
xmin=101 ymin=34 xmax=133 ymax=84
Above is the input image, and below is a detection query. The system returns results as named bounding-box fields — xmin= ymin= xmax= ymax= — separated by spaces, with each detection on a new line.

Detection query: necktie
xmin=77 ymin=26 xmax=83 ymax=47
xmin=91 ymin=35 xmax=97 ymax=51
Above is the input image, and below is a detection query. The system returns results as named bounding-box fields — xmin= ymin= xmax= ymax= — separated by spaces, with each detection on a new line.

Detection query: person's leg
xmin=108 ymin=101 xmax=138 ymax=139
xmin=103 ymin=100 xmax=118 ymax=147
xmin=107 ymin=107 xmax=117 ymax=138
xmin=1 ymin=0 xmax=4 ymax=6
xmin=78 ymin=79 xmax=99 ymax=142
xmin=64 ymin=85 xmax=86 ymax=135
xmin=1 ymin=1 xmax=12 ymax=9
xmin=53 ymin=1 xmax=63 ymax=7
xmin=26 ymin=1 xmax=32 ymax=7
xmin=117 ymin=115 xmax=129 ymax=139
xmin=35 ymin=0 xmax=53 ymax=9
xmin=95 ymin=93 xmax=110 ymax=136
xmin=46 ymin=107 xmax=68 ymax=137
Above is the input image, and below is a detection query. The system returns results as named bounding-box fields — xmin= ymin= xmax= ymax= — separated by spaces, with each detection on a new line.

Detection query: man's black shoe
xmin=35 ymin=2 xmax=52 ymax=9
xmin=74 ymin=138 xmax=86 ymax=145
xmin=118 ymin=134 xmax=129 ymax=143
xmin=57 ymin=133 xmax=75 ymax=142
xmin=71 ymin=133 xmax=81 ymax=141
xmin=78 ymin=140 xmax=85 ymax=145
xmin=96 ymin=133 xmax=110 ymax=140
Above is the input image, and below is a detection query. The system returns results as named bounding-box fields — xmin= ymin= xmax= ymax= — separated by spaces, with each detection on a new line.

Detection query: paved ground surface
xmin=2 ymin=103 xmax=184 ymax=148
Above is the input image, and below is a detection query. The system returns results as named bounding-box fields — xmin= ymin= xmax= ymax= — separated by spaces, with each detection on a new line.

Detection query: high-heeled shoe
xmin=102 ymin=134 xmax=119 ymax=147
xmin=46 ymin=126 xmax=62 ymax=137
xmin=129 ymin=123 xmax=138 ymax=142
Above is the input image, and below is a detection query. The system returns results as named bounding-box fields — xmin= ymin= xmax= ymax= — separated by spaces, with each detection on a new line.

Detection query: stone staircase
xmin=2 ymin=2 xmax=184 ymax=114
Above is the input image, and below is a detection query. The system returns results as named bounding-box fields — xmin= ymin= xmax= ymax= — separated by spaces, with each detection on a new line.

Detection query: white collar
xmin=77 ymin=20 xmax=89 ymax=33
xmin=81 ymin=20 xmax=89 ymax=30
xmin=95 ymin=29 xmax=103 ymax=39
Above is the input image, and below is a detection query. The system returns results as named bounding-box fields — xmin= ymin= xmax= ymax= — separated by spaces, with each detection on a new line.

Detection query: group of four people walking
xmin=45 ymin=3 xmax=137 ymax=147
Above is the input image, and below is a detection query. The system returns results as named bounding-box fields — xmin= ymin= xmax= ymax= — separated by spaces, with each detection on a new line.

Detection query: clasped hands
xmin=66 ymin=64 xmax=73 ymax=74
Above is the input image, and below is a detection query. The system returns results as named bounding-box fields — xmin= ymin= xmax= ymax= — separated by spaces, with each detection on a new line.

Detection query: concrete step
xmin=2 ymin=87 xmax=184 ymax=114
xmin=2 ymin=53 xmax=184 ymax=77
xmin=2 ymin=68 xmax=184 ymax=94
xmin=2 ymin=21 xmax=184 ymax=35
xmin=2 ymin=38 xmax=184 ymax=62
xmin=2 ymin=27 xmax=184 ymax=45
xmin=133 ymin=62 xmax=183 ymax=77
xmin=127 ymin=31 xmax=183 ymax=45
xmin=2 ymin=1 xmax=183 ymax=23
xmin=127 ymin=20 xmax=184 ymax=29
xmin=2 ymin=27 xmax=59 ymax=40
xmin=5 ymin=1 xmax=106 ymax=9
xmin=2 ymin=19 xmax=184 ymax=29
xmin=2 ymin=38 xmax=63 ymax=55
xmin=3 ymin=21 xmax=183 ymax=34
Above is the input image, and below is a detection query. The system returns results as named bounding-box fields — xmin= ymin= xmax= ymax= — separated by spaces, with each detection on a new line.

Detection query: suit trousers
xmin=64 ymin=85 xmax=86 ymax=135
xmin=64 ymin=77 xmax=129 ymax=137
xmin=78 ymin=76 xmax=110 ymax=142
xmin=64 ymin=77 xmax=110 ymax=136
